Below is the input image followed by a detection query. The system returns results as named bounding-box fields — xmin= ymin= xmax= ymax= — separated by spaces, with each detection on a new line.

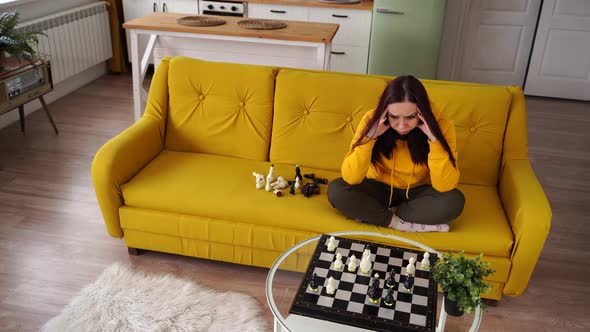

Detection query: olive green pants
xmin=327 ymin=178 xmax=465 ymax=227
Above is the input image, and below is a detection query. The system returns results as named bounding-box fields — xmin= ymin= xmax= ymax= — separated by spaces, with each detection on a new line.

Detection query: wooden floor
xmin=0 ymin=73 xmax=589 ymax=331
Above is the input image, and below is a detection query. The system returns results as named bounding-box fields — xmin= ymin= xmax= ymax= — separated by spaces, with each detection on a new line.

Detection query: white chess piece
xmin=267 ymin=164 xmax=275 ymax=182
xmin=360 ymin=253 xmax=372 ymax=274
xmin=252 ymin=172 xmax=265 ymax=189
xmin=326 ymin=276 xmax=336 ymax=295
xmin=326 ymin=236 xmax=337 ymax=252
xmin=420 ymin=252 xmax=430 ymax=270
xmin=362 ymin=248 xmax=371 ymax=261
xmin=333 ymin=253 xmax=343 ymax=270
xmin=406 ymin=257 xmax=416 ymax=275
xmin=271 ymin=176 xmax=288 ymax=190
xmin=294 ymin=177 xmax=302 ymax=190
xmin=347 ymin=255 xmax=358 ymax=272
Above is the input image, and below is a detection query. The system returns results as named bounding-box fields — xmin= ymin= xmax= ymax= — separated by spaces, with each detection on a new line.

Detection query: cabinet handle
xmin=331 ymin=51 xmax=346 ymax=55
xmin=270 ymin=10 xmax=286 ymax=14
xmin=153 ymin=2 xmax=157 ymax=12
xmin=377 ymin=8 xmax=405 ymax=14
xmin=332 ymin=14 xmax=348 ymax=18
xmin=163 ymin=2 xmax=167 ymax=12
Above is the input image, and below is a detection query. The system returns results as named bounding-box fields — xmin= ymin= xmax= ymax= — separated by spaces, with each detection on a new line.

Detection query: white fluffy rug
xmin=42 ymin=263 xmax=268 ymax=332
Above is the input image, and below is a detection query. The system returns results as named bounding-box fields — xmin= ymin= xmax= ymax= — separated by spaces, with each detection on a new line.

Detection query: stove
xmin=199 ymin=0 xmax=246 ymax=17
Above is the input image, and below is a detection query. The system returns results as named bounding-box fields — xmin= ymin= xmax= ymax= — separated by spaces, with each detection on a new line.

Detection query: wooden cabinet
xmin=247 ymin=3 xmax=371 ymax=74
xmin=122 ymin=0 xmax=199 ymax=63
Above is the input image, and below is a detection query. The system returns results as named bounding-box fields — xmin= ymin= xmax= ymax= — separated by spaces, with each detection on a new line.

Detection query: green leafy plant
xmin=431 ymin=251 xmax=495 ymax=313
xmin=0 ymin=11 xmax=45 ymax=64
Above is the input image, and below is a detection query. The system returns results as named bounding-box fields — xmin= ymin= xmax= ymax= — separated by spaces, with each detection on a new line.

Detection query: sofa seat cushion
xmin=121 ymin=150 xmax=514 ymax=257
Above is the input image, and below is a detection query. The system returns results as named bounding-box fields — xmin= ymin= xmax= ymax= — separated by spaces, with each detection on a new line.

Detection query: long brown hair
xmin=352 ymin=76 xmax=456 ymax=167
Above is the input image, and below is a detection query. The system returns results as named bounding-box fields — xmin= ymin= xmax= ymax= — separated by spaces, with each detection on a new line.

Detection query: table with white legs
xmin=265 ymin=231 xmax=482 ymax=332
xmin=123 ymin=13 xmax=338 ymax=122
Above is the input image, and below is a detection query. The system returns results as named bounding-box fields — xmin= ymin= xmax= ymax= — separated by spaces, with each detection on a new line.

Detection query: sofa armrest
xmin=91 ymin=117 xmax=163 ymax=238
xmin=499 ymin=159 xmax=552 ymax=296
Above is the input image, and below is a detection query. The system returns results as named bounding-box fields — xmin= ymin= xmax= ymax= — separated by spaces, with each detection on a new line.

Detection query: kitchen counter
xmin=124 ymin=12 xmax=339 ymax=121
xmin=243 ymin=0 xmax=373 ymax=11
xmin=123 ymin=12 xmax=339 ymax=43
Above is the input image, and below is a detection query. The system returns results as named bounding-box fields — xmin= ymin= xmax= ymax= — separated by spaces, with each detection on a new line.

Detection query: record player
xmin=0 ymin=58 xmax=52 ymax=114
xmin=0 ymin=57 xmax=58 ymax=134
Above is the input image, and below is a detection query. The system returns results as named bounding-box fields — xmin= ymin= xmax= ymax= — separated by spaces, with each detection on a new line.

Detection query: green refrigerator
xmin=368 ymin=0 xmax=446 ymax=79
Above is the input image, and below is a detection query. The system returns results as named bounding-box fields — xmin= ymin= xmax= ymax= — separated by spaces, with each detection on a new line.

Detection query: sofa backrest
xmin=271 ymin=69 xmax=514 ymax=187
xmin=164 ymin=57 xmax=277 ymax=161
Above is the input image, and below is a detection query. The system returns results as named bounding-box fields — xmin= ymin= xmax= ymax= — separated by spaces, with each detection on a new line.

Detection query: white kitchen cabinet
xmin=247 ymin=3 xmax=371 ymax=74
xmin=309 ymin=7 xmax=371 ymax=73
xmin=329 ymin=44 xmax=369 ymax=74
xmin=122 ymin=0 xmax=199 ymax=63
xmin=247 ymin=3 xmax=309 ymax=21
xmin=161 ymin=0 xmax=198 ymax=14
xmin=308 ymin=7 xmax=371 ymax=47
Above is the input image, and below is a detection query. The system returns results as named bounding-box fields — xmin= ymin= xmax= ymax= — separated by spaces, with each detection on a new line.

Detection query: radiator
xmin=17 ymin=2 xmax=112 ymax=84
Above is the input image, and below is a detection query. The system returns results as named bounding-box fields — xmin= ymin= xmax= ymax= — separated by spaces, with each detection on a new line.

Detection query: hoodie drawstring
xmin=405 ymin=164 xmax=415 ymax=200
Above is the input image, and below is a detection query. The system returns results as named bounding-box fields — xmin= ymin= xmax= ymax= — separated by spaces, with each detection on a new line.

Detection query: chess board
xmin=289 ymin=234 xmax=438 ymax=332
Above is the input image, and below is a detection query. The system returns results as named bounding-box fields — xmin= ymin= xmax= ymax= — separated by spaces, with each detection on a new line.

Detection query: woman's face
xmin=386 ymin=102 xmax=420 ymax=135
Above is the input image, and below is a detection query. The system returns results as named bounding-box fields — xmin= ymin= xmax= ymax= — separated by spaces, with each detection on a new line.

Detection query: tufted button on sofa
xmin=92 ymin=56 xmax=551 ymax=300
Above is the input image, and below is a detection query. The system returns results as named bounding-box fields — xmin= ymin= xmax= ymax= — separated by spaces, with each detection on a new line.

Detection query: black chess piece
xmin=367 ymin=273 xmax=381 ymax=303
xmin=383 ymin=288 xmax=395 ymax=307
xmin=386 ymin=270 xmax=397 ymax=289
xmin=288 ymin=181 xmax=296 ymax=195
xmin=295 ymin=165 xmax=302 ymax=182
xmin=309 ymin=273 xmax=319 ymax=291
xmin=403 ymin=274 xmax=415 ymax=292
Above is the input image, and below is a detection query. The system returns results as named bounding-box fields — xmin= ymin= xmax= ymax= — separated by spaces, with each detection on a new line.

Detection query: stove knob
xmin=231 ymin=6 xmax=237 ymax=11
xmin=207 ymin=4 xmax=213 ymax=9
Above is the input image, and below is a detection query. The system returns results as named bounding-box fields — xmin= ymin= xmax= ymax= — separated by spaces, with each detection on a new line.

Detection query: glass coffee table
xmin=265 ymin=231 xmax=482 ymax=332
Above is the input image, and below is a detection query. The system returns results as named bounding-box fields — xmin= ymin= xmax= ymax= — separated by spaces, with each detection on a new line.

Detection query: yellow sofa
xmin=92 ymin=56 xmax=551 ymax=300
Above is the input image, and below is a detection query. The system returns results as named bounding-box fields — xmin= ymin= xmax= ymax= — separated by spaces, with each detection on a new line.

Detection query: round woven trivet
xmin=237 ymin=19 xmax=287 ymax=30
xmin=177 ymin=16 xmax=226 ymax=27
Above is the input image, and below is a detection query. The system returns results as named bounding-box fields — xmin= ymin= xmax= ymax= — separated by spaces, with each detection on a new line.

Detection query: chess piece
xmin=273 ymin=189 xmax=283 ymax=197
xmin=295 ymin=164 xmax=302 ymax=182
xmin=326 ymin=236 xmax=337 ymax=252
xmin=309 ymin=273 xmax=319 ymax=291
xmin=271 ymin=176 xmax=288 ymax=190
xmin=406 ymin=257 xmax=416 ymax=276
xmin=367 ymin=273 xmax=381 ymax=303
xmin=252 ymin=172 xmax=265 ymax=189
xmin=360 ymin=252 xmax=372 ymax=274
xmin=385 ymin=270 xmax=397 ymax=289
xmin=347 ymin=254 xmax=358 ymax=272
xmin=326 ymin=276 xmax=336 ymax=295
xmin=333 ymin=253 xmax=344 ymax=270
xmin=265 ymin=164 xmax=275 ymax=191
xmin=294 ymin=177 xmax=302 ymax=190
xmin=403 ymin=274 xmax=415 ymax=292
xmin=383 ymin=288 xmax=395 ymax=307
xmin=420 ymin=252 xmax=431 ymax=270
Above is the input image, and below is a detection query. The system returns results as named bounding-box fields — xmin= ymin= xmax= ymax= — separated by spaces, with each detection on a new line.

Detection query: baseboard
xmin=0 ymin=61 xmax=108 ymax=130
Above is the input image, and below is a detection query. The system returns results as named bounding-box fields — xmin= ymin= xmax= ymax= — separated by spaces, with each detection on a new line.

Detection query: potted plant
xmin=431 ymin=251 xmax=495 ymax=317
xmin=0 ymin=11 xmax=45 ymax=71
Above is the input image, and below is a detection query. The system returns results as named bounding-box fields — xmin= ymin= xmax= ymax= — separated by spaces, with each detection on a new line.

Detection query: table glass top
xmin=265 ymin=231 xmax=482 ymax=332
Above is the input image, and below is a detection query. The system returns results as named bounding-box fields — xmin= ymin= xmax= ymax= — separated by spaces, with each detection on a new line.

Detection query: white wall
xmin=0 ymin=0 xmax=109 ymax=130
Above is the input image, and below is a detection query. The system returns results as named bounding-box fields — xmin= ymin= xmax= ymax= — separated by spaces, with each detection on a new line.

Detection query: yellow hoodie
xmin=341 ymin=106 xmax=459 ymax=202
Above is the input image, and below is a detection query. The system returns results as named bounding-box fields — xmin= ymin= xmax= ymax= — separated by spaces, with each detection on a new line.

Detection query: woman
xmin=328 ymin=75 xmax=465 ymax=232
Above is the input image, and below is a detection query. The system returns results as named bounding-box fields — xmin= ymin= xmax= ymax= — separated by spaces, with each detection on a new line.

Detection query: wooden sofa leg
xmin=128 ymin=247 xmax=142 ymax=256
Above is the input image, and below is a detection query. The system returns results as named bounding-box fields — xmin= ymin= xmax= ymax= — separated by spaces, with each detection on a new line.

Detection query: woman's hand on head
xmin=366 ymin=113 xmax=390 ymax=139
xmin=417 ymin=109 xmax=438 ymax=142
